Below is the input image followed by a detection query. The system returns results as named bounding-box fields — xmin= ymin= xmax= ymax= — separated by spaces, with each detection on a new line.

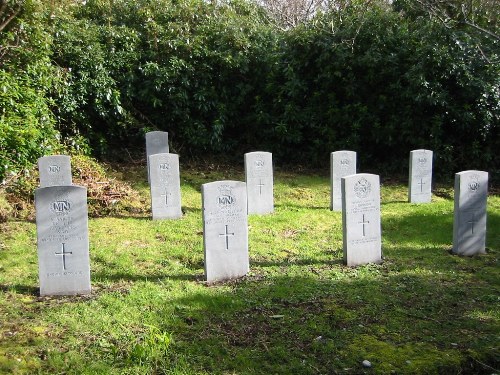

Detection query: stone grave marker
xmin=35 ymin=185 xmax=91 ymax=295
xmin=244 ymin=151 xmax=274 ymax=214
xmin=149 ymin=153 xmax=182 ymax=220
xmin=38 ymin=155 xmax=72 ymax=187
xmin=331 ymin=151 xmax=356 ymax=211
xmin=408 ymin=149 xmax=433 ymax=203
xmin=341 ymin=173 xmax=382 ymax=266
xmin=452 ymin=170 xmax=488 ymax=256
xmin=202 ymin=181 xmax=249 ymax=282
xmin=146 ymin=131 xmax=169 ymax=182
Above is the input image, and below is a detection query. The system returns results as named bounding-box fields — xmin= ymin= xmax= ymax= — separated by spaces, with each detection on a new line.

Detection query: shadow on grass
xmin=159 ymin=269 xmax=499 ymax=375
xmin=182 ymin=206 xmax=202 ymax=214
xmin=251 ymin=257 xmax=342 ymax=268
xmin=382 ymin=209 xmax=499 ymax=251
xmin=0 ymin=283 xmax=39 ymax=296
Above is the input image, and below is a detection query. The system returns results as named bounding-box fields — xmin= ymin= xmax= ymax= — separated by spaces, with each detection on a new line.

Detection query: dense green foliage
xmin=1 ymin=0 xmax=499 ymax=180
xmin=0 ymin=1 xmax=61 ymax=180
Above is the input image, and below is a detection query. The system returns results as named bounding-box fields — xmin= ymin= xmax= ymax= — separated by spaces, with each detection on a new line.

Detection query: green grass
xmin=0 ymin=167 xmax=499 ymax=374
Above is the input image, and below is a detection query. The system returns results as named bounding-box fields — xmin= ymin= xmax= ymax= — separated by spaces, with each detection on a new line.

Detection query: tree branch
xmin=0 ymin=5 xmax=21 ymax=33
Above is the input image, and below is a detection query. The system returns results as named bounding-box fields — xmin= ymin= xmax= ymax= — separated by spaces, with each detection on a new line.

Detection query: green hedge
xmin=1 ymin=0 xmax=498 ymax=181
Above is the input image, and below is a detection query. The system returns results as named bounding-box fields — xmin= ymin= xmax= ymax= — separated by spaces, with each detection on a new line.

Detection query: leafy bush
xmin=0 ymin=0 xmax=61 ymax=182
xmin=1 ymin=0 xmax=498 ymax=180
xmin=258 ymin=4 xmax=499 ymax=175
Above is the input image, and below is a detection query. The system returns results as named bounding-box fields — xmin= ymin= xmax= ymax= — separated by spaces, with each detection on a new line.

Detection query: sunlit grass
xmin=0 ymin=166 xmax=498 ymax=374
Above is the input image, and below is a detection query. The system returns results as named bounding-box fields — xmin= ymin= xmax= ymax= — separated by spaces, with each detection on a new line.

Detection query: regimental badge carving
xmin=255 ymin=159 xmax=264 ymax=169
xmin=468 ymin=174 xmax=480 ymax=193
xmin=217 ymin=185 xmax=235 ymax=207
xmin=50 ymin=190 xmax=72 ymax=214
xmin=51 ymin=200 xmax=71 ymax=213
xmin=418 ymin=157 xmax=427 ymax=165
xmin=354 ymin=177 xmax=371 ymax=199
xmin=340 ymin=158 xmax=350 ymax=171
xmin=48 ymin=165 xmax=61 ymax=173
xmin=159 ymin=162 xmax=170 ymax=170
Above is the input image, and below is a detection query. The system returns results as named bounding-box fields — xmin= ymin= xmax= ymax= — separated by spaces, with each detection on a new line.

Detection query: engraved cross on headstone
xmin=219 ymin=225 xmax=235 ymax=250
xmin=160 ymin=191 xmax=172 ymax=206
xmin=55 ymin=243 xmax=72 ymax=270
xmin=418 ymin=178 xmax=426 ymax=193
xmin=467 ymin=212 xmax=477 ymax=235
xmin=257 ymin=179 xmax=265 ymax=195
xmin=358 ymin=214 xmax=370 ymax=237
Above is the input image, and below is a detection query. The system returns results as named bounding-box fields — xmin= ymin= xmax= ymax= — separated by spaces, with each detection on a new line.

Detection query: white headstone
xmin=202 ymin=181 xmax=249 ymax=282
xmin=408 ymin=149 xmax=433 ymax=203
xmin=149 ymin=153 xmax=182 ymax=220
xmin=35 ymin=185 xmax=91 ymax=295
xmin=146 ymin=131 xmax=169 ymax=183
xmin=341 ymin=173 xmax=382 ymax=266
xmin=331 ymin=151 xmax=356 ymax=211
xmin=452 ymin=170 xmax=488 ymax=256
xmin=244 ymin=151 xmax=274 ymax=215
xmin=38 ymin=155 xmax=72 ymax=187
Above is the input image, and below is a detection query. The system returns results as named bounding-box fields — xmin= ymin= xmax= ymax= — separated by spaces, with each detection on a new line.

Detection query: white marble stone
xmin=146 ymin=131 xmax=169 ymax=183
xmin=202 ymin=181 xmax=249 ymax=282
xmin=149 ymin=153 xmax=182 ymax=220
xmin=330 ymin=151 xmax=356 ymax=211
xmin=245 ymin=151 xmax=274 ymax=214
xmin=408 ymin=149 xmax=433 ymax=203
xmin=342 ymin=173 xmax=382 ymax=266
xmin=38 ymin=155 xmax=72 ymax=187
xmin=452 ymin=170 xmax=488 ymax=256
xmin=35 ymin=185 xmax=91 ymax=295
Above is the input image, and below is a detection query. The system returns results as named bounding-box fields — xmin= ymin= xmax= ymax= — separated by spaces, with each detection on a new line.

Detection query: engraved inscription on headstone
xmin=408 ymin=149 xmax=433 ymax=203
xmin=245 ymin=152 xmax=274 ymax=215
xmin=38 ymin=155 xmax=72 ymax=187
xmin=35 ymin=185 xmax=91 ymax=296
xmin=331 ymin=151 xmax=357 ymax=211
xmin=149 ymin=153 xmax=182 ymax=220
xmin=202 ymin=181 xmax=249 ymax=282
xmin=452 ymin=170 xmax=488 ymax=256
xmin=341 ymin=174 xmax=382 ymax=266
xmin=146 ymin=131 xmax=169 ymax=183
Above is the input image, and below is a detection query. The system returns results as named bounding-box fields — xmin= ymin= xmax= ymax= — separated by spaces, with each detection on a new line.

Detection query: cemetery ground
xmin=0 ymin=162 xmax=499 ymax=374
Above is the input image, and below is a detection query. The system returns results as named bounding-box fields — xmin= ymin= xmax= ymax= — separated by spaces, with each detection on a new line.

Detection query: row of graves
xmin=34 ymin=131 xmax=489 ymax=296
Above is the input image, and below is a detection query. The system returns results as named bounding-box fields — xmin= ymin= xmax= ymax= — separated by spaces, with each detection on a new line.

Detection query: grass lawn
xmin=0 ymin=165 xmax=499 ymax=374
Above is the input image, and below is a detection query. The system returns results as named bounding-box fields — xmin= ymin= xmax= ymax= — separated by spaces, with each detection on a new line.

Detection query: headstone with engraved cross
xmin=202 ymin=180 xmax=249 ymax=282
xmin=146 ymin=131 xmax=169 ymax=183
xmin=35 ymin=185 xmax=91 ymax=295
xmin=452 ymin=170 xmax=488 ymax=256
xmin=331 ymin=151 xmax=357 ymax=211
xmin=341 ymin=173 xmax=382 ymax=266
xmin=38 ymin=155 xmax=72 ymax=188
xmin=245 ymin=152 xmax=274 ymax=215
xmin=408 ymin=149 xmax=433 ymax=203
xmin=149 ymin=153 xmax=182 ymax=220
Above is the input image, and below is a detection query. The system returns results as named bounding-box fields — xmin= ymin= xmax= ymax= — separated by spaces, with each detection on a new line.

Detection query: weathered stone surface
xmin=149 ymin=153 xmax=182 ymax=220
xmin=342 ymin=173 xmax=382 ymax=266
xmin=35 ymin=185 xmax=91 ymax=295
xmin=146 ymin=131 xmax=169 ymax=182
xmin=38 ymin=155 xmax=72 ymax=187
xmin=452 ymin=170 xmax=488 ymax=256
xmin=331 ymin=151 xmax=356 ymax=211
xmin=202 ymin=181 xmax=249 ymax=282
xmin=245 ymin=151 xmax=274 ymax=215
xmin=408 ymin=149 xmax=433 ymax=203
